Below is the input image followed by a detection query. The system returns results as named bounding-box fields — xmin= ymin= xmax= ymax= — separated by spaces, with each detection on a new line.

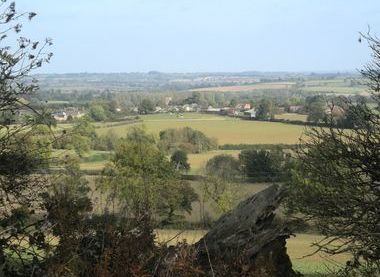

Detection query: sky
xmin=15 ymin=0 xmax=380 ymax=73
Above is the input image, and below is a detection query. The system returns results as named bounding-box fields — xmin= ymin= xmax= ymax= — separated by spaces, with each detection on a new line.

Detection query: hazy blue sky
xmin=16 ymin=0 xmax=380 ymax=73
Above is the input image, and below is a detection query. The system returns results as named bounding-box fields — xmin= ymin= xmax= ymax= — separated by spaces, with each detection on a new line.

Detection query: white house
xmin=244 ymin=108 xmax=256 ymax=119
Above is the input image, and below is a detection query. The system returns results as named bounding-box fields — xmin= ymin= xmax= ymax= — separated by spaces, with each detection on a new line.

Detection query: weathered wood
xmin=195 ymin=184 xmax=298 ymax=276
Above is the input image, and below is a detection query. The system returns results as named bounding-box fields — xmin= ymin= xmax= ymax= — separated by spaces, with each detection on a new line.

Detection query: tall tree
xmin=205 ymin=154 xmax=240 ymax=181
xmin=305 ymin=95 xmax=326 ymax=123
xmin=0 ymin=1 xmax=53 ymax=274
xmin=286 ymin=33 xmax=380 ymax=275
xmin=170 ymin=150 xmax=190 ymax=172
xmin=138 ymin=98 xmax=155 ymax=114
xmin=98 ymin=128 xmax=198 ymax=225
xmin=239 ymin=149 xmax=286 ymax=182
xmin=256 ymin=98 xmax=274 ymax=120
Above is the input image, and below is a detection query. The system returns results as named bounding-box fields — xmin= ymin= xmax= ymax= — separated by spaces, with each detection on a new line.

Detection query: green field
xmin=187 ymin=150 xmax=240 ymax=174
xmin=302 ymin=79 xmax=368 ymax=95
xmin=96 ymin=113 xmax=306 ymax=145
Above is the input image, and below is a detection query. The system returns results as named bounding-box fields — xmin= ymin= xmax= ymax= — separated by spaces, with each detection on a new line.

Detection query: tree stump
xmin=195 ymin=184 xmax=298 ymax=276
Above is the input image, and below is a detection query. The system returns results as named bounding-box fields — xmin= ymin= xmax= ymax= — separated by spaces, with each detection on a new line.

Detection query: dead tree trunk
xmin=195 ymin=184 xmax=298 ymax=276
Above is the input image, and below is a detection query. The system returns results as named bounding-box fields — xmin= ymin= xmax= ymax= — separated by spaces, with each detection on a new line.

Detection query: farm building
xmin=243 ymin=103 xmax=251 ymax=110
xmin=53 ymin=111 xmax=67 ymax=121
xmin=244 ymin=108 xmax=256 ymax=119
xmin=53 ymin=108 xmax=85 ymax=121
xmin=206 ymin=106 xmax=221 ymax=113
xmin=289 ymin=105 xmax=303 ymax=113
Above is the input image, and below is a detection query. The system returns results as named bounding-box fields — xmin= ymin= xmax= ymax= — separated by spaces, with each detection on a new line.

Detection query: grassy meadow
xmin=96 ymin=113 xmax=306 ymax=145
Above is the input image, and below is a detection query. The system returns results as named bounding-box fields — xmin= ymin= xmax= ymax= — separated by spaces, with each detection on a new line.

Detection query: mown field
xmin=188 ymin=79 xmax=367 ymax=97
xmin=302 ymin=78 xmax=368 ymax=96
xmin=190 ymin=82 xmax=295 ymax=92
xmin=96 ymin=113 xmax=306 ymax=145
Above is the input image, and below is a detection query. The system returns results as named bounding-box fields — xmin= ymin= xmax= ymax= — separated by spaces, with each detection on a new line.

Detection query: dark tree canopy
xmin=170 ymin=149 xmax=190 ymax=172
xmin=138 ymin=98 xmax=155 ymax=114
xmin=255 ymin=98 xmax=274 ymax=120
xmin=305 ymin=95 xmax=326 ymax=123
xmin=239 ymin=149 xmax=287 ymax=182
xmin=205 ymin=154 xmax=240 ymax=181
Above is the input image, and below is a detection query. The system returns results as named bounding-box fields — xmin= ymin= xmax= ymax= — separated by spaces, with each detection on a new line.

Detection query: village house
xmin=182 ymin=104 xmax=192 ymax=112
xmin=244 ymin=108 xmax=256 ymax=119
xmin=288 ymin=105 xmax=303 ymax=113
xmin=243 ymin=103 xmax=251 ymax=110
xmin=205 ymin=105 xmax=221 ymax=113
xmin=53 ymin=111 xmax=67 ymax=121
xmin=220 ymin=107 xmax=239 ymax=117
xmin=53 ymin=107 xmax=85 ymax=122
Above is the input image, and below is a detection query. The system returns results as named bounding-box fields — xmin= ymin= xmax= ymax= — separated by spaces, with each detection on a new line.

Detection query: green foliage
xmin=158 ymin=127 xmax=218 ymax=154
xmin=43 ymin=156 xmax=92 ymax=240
xmin=42 ymin=156 xmax=158 ymax=276
xmin=59 ymin=117 xmax=97 ymax=157
xmin=98 ymin=128 xmax=198 ymax=225
xmin=201 ymin=176 xmax=240 ymax=217
xmin=256 ymin=98 xmax=275 ymax=120
xmin=305 ymin=95 xmax=326 ymax=123
xmin=170 ymin=150 xmax=190 ymax=172
xmin=138 ymin=98 xmax=155 ymax=114
xmin=205 ymin=154 xmax=240 ymax=181
xmin=93 ymin=130 xmax=119 ymax=151
xmin=126 ymin=125 xmax=156 ymax=144
xmin=239 ymin=148 xmax=289 ymax=182
xmin=88 ymin=102 xmax=108 ymax=121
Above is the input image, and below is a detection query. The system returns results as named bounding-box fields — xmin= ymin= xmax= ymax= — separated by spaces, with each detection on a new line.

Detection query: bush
xmin=239 ymin=149 xmax=290 ymax=182
xmin=171 ymin=150 xmax=190 ymax=172
xmin=158 ymin=127 xmax=218 ymax=154
xmin=205 ymin=154 xmax=240 ymax=181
